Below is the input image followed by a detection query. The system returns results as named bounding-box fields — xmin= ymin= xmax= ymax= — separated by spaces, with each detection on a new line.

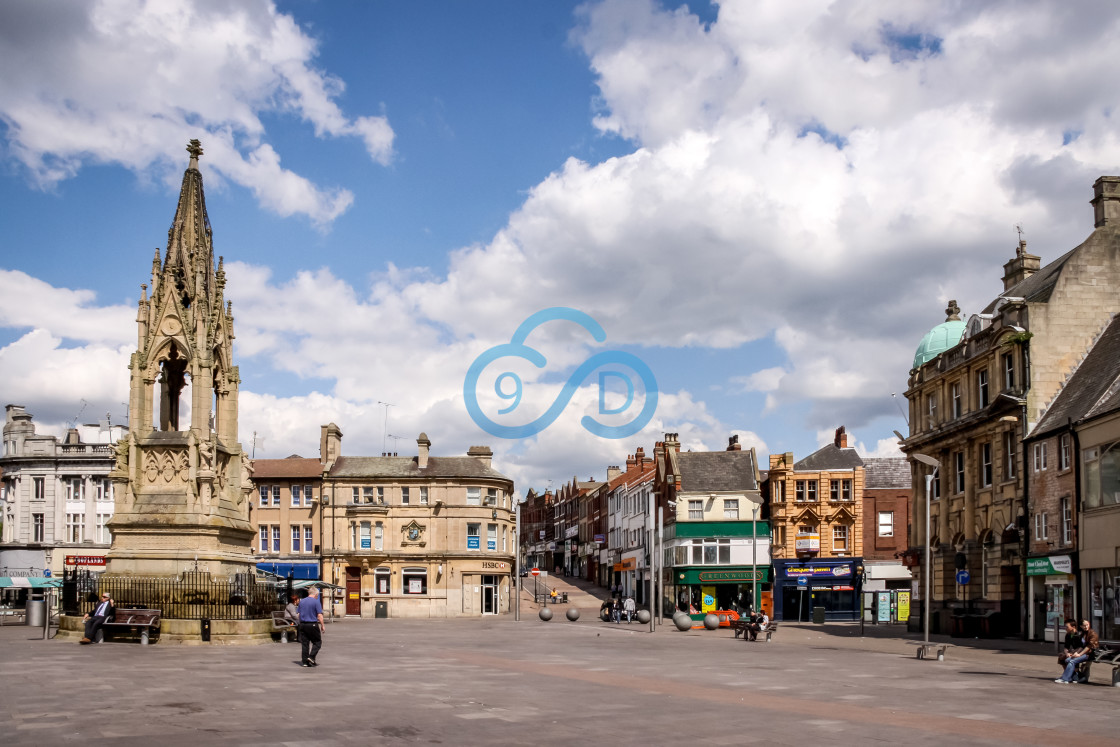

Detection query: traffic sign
xmin=797 ymin=576 xmax=808 ymax=586
xmin=956 ymin=569 xmax=970 ymax=585
xmin=530 ymin=568 xmax=540 ymax=577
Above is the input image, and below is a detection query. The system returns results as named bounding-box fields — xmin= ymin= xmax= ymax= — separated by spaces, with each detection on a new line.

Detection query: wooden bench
xmin=731 ymin=619 xmax=777 ymax=642
xmin=1085 ymin=646 xmax=1120 ymax=686
xmin=272 ymin=610 xmax=298 ymax=642
xmin=95 ymin=608 xmax=161 ymax=645
xmin=0 ymin=607 xmax=27 ymax=625
xmin=916 ymin=643 xmax=949 ymax=660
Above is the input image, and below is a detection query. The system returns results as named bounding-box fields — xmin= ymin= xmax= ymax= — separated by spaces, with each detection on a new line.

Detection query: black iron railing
xmin=69 ymin=570 xmax=279 ymax=620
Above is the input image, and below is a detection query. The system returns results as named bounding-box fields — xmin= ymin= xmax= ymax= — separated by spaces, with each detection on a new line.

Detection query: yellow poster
xmin=897 ymin=591 xmax=911 ymax=621
xmin=701 ymin=585 xmax=717 ymax=613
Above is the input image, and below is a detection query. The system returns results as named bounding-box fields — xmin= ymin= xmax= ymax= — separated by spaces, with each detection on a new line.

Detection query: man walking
xmin=80 ymin=592 xmax=115 ymax=644
xmin=298 ymin=588 xmax=325 ymax=667
xmin=623 ymin=596 xmax=636 ymax=623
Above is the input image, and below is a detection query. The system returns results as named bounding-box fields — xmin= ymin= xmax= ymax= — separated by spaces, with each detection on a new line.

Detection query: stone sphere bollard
xmin=566 ymin=608 xmax=580 ymax=621
xmin=539 ymin=607 xmax=553 ymax=621
xmin=636 ymin=609 xmax=651 ymax=624
xmin=703 ymin=613 xmax=720 ymax=630
xmin=673 ymin=613 xmax=693 ymax=631
xmin=718 ymin=614 xmax=728 ymax=624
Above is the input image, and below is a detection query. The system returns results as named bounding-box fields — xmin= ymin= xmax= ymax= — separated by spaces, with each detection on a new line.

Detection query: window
xmin=1004 ymin=431 xmax=1017 ymax=480
xmin=1059 ymin=434 xmax=1071 ymax=471
xmin=485 ymin=488 xmax=498 ymax=506
xmin=1060 ymin=498 xmax=1072 ymax=545
xmin=927 ymin=394 xmax=937 ymax=425
xmin=291 ymin=485 xmax=302 ymax=507
xmin=33 ymin=513 xmax=44 ymax=542
xmin=352 ymin=487 xmax=360 ymax=504
xmin=977 ymin=369 xmax=989 ymax=408
xmin=1033 ymin=443 xmax=1048 ymax=472
xmin=66 ymin=513 xmax=84 ymax=543
xmin=291 ymin=525 xmax=301 ymax=553
xmin=878 ymin=511 xmax=894 ymax=537
xmin=359 ymin=521 xmax=371 ymax=549
xmin=363 ymin=487 xmax=374 ymax=504
xmin=467 ymin=523 xmax=480 ymax=550
xmin=401 ymin=487 xmax=410 ymax=505
xmin=33 ymin=477 xmax=44 ymax=500
xmin=94 ymin=479 xmax=111 ymax=501
xmin=304 ymin=485 xmax=313 ymax=504
xmin=272 ymin=525 xmax=281 ymax=553
xmin=271 ymin=486 xmax=280 ymax=506
xmin=795 ymin=481 xmax=805 ymax=501
xmin=688 ymin=500 xmax=703 ymax=519
xmin=807 ymin=480 xmax=818 ymax=502
xmin=1034 ymin=512 xmax=1048 ymax=541
xmin=374 ymin=522 xmax=383 ymax=551
xmin=419 ymin=487 xmax=428 ymax=505
xmin=951 ymin=382 xmax=962 ymax=418
xmin=65 ymin=477 xmax=82 ymax=502
xmin=402 ymin=567 xmax=428 ymax=595
xmin=689 ymin=538 xmax=731 ymax=564
xmin=304 ymin=525 xmax=314 ymax=553
xmin=833 ymin=524 xmax=848 ymax=551
xmin=259 ymin=526 xmax=269 ymax=552
xmin=830 ymin=479 xmax=852 ymax=501
xmin=487 ymin=523 xmax=497 ymax=551
xmin=260 ymin=486 xmax=270 ymax=506
xmin=980 ymin=443 xmax=992 ymax=487
xmin=954 ymin=451 xmax=965 ymax=494
xmin=1002 ymin=352 xmax=1015 ymax=390
xmin=932 ymin=471 xmax=941 ymax=500
xmin=375 ymin=567 xmax=390 ymax=594
xmin=467 ymin=487 xmax=481 ymax=506
xmin=1083 ymin=443 xmax=1120 ymax=509
xmin=723 ymin=499 xmax=739 ymax=519
xmin=502 ymin=526 xmax=507 ymax=552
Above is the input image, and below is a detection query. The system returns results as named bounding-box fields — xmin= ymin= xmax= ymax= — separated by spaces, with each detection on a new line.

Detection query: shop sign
xmin=1027 ymin=555 xmax=1072 ymax=576
xmin=467 ymin=536 xmax=480 ymax=550
xmin=701 ymin=586 xmax=716 ymax=613
xmin=697 ymin=569 xmax=764 ymax=582
xmin=539 ymin=530 xmax=545 ymax=539
xmin=594 ymin=534 xmax=605 ymax=544
xmin=65 ymin=555 xmax=106 ymax=566
xmin=564 ymin=526 xmax=579 ymax=539
xmin=620 ymin=557 xmax=637 ymax=571
xmin=794 ymin=535 xmax=820 ymax=552
xmin=481 ymin=561 xmax=508 ymax=570
xmin=677 ymin=567 xmax=771 ymax=585
xmin=783 ymin=564 xmax=852 ymax=578
xmin=897 ymin=591 xmax=911 ymax=621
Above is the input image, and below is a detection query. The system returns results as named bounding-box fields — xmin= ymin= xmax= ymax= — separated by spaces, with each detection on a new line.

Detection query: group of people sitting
xmin=1056 ymin=618 xmax=1100 ymax=684
xmin=601 ymin=596 xmax=637 ymax=623
xmin=741 ymin=608 xmax=770 ymax=641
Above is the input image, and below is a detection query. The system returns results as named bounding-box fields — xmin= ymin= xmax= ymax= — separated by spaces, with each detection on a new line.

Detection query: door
xmin=346 ymin=567 xmax=361 ymax=616
xmin=481 ymin=574 xmax=497 ymax=614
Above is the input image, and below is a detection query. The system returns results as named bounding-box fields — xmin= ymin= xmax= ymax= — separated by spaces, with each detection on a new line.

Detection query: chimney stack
xmin=834 ymin=426 xmax=848 ymax=449
xmin=417 ymin=432 xmax=431 ymax=469
xmin=1092 ymin=175 xmax=1120 ymax=228
xmin=467 ymin=445 xmax=492 ymax=469
xmin=320 ymin=422 xmax=343 ymax=466
xmin=1002 ymin=239 xmax=1041 ymax=291
xmin=607 ymin=465 xmax=622 ymax=482
xmin=727 ymin=434 xmax=741 ymax=451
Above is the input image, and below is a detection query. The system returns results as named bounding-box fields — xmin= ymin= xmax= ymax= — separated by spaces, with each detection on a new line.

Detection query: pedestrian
xmin=749 ymin=608 xmax=769 ymax=641
xmin=283 ymin=592 xmax=301 ymax=642
xmin=1058 ymin=619 xmax=1082 ymax=671
xmin=611 ymin=597 xmax=622 ymax=624
xmin=80 ymin=592 xmax=115 ymax=644
xmin=623 ymin=596 xmax=636 ymax=623
xmin=298 ymin=587 xmax=325 ymax=667
xmin=1056 ymin=619 xmax=1098 ymax=683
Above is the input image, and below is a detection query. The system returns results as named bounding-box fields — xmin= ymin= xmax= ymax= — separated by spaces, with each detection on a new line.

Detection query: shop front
xmin=773 ymin=558 xmax=862 ymax=621
xmin=666 ymin=566 xmax=770 ymax=620
xmin=1027 ymin=555 xmax=1077 ymax=642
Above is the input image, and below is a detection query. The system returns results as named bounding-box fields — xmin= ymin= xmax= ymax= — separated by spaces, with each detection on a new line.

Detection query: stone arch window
xmin=153 ymin=341 xmax=191 ymax=431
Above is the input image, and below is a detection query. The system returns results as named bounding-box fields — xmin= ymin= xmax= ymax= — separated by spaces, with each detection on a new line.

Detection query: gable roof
xmin=1032 ymin=313 xmax=1120 ymax=438
xmin=330 ymin=455 xmax=511 ymax=482
xmin=677 ymin=450 xmax=759 ymax=492
xmin=862 ymin=457 xmax=910 ymax=489
xmin=794 ymin=443 xmax=864 ymax=471
xmin=982 ymin=247 xmax=1078 ymax=312
xmin=252 ymin=457 xmax=322 ymax=479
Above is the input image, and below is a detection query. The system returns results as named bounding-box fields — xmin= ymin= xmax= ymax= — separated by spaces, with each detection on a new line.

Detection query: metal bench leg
xmin=94 ymin=629 xmax=104 ymax=644
xmin=280 ymin=630 xmax=288 ymax=643
xmin=1112 ymin=667 xmax=1120 ymax=687
xmin=141 ymin=629 xmax=149 ymax=645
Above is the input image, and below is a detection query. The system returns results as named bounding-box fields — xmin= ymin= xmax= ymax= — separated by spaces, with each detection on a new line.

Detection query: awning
xmin=0 ymin=577 xmax=63 ymax=589
xmin=254 ymin=562 xmax=319 ymax=580
xmin=292 ymin=580 xmax=344 ymax=591
xmin=866 ymin=564 xmax=913 ymax=581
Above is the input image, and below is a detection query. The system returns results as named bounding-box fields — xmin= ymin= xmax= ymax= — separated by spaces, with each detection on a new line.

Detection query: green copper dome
xmin=913 ymin=300 xmax=966 ymax=368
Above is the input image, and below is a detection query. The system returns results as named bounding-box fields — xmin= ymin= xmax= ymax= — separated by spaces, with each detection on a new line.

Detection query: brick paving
xmin=0 ymin=615 xmax=1117 ymax=746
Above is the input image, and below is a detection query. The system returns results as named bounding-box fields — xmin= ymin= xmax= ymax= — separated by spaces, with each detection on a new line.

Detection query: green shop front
xmin=664 ymin=520 xmax=772 ymax=620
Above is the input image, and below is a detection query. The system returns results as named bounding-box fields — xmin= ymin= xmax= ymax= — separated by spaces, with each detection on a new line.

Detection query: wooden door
xmin=346 ymin=567 xmax=361 ymax=616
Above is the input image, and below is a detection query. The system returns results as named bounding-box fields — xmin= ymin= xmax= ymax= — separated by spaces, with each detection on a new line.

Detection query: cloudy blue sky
xmin=2 ymin=0 xmax=1118 ymax=492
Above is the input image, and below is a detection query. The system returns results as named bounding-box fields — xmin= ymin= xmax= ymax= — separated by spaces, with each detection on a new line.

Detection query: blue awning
xmin=254 ymin=562 xmax=319 ymax=580
xmin=0 ymin=577 xmax=62 ymax=588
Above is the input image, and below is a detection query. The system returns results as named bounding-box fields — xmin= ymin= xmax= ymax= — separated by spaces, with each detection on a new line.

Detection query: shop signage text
xmin=1027 ymin=555 xmax=1073 ymax=576
xmin=698 ymin=570 xmax=764 ymax=582
xmin=65 ymin=555 xmax=106 ymax=566
xmin=783 ymin=565 xmax=852 ymax=578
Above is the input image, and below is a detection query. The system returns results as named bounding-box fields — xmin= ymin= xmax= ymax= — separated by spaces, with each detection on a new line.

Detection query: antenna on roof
xmin=251 ymin=431 xmax=265 ymax=459
xmin=67 ymin=399 xmax=88 ymax=429
xmin=377 ymin=401 xmax=395 ymax=456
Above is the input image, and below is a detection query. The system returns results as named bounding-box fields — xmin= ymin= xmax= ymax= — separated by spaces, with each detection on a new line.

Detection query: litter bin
xmin=200 ymin=618 xmax=211 ymax=642
xmin=375 ymin=601 xmax=388 ymax=618
xmin=812 ymin=605 xmax=826 ymax=624
xmin=26 ymin=599 xmax=46 ymax=627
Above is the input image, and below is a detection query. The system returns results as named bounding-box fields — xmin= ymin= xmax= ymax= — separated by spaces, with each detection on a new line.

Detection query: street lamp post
xmin=912 ymin=453 xmax=940 ymax=646
xmin=515 ymin=496 xmax=521 ymax=621
xmin=751 ymin=504 xmax=759 ymax=612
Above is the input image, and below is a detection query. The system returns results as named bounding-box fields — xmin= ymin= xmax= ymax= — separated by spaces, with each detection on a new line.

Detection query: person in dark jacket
xmin=80 ymin=592 xmax=115 ymax=644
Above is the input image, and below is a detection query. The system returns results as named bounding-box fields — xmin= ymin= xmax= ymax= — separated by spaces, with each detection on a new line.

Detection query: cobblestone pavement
xmin=1 ymin=616 xmax=1117 ymax=746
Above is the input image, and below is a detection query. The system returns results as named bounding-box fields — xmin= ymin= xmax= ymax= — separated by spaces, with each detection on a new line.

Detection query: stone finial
xmin=186 ymin=139 xmax=203 ymax=169
xmin=945 ymin=300 xmax=961 ymax=322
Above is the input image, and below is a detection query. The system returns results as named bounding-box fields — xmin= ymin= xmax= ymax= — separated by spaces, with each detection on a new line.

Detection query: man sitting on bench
xmin=80 ymin=592 xmax=115 ymax=644
xmin=748 ymin=608 xmax=769 ymax=641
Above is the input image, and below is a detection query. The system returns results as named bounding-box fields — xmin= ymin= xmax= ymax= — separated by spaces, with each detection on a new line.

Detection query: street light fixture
xmin=911 ymin=452 xmax=940 ymax=646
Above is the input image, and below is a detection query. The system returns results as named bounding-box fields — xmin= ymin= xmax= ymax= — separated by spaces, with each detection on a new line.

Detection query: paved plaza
xmin=1 ymin=615 xmax=1118 ymax=746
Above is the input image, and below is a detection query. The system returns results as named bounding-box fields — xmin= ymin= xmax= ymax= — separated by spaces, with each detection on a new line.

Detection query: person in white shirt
xmin=80 ymin=592 xmax=116 ymax=644
xmin=623 ymin=596 xmax=636 ymax=623
xmin=749 ymin=609 xmax=769 ymax=641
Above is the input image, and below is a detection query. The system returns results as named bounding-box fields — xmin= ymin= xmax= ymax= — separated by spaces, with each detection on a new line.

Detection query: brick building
xmin=861 ymin=457 xmax=912 ymax=592
xmin=249 ymin=456 xmax=324 ymax=580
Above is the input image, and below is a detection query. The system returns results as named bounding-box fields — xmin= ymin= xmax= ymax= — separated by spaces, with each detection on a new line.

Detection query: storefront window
xmin=1083 ymin=442 xmax=1119 ymax=509
xmin=375 ymin=568 xmax=390 ymax=594
xmin=403 ymin=567 xmax=428 ymax=595
xmin=687 ymin=539 xmax=731 ymax=565
xmin=1088 ymin=568 xmax=1119 ymax=640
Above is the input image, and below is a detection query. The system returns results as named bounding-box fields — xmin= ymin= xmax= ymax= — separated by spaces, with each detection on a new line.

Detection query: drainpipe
xmin=1070 ymin=420 xmax=1081 ymax=630
xmin=1019 ymin=338 xmax=1031 ymax=640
